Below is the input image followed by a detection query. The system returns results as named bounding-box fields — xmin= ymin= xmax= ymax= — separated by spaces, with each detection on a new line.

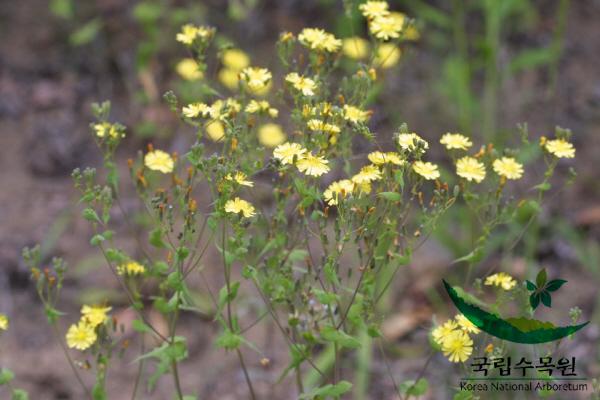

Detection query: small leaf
xmin=299 ymin=381 xmax=353 ymax=399
xmin=378 ymin=191 xmax=402 ymax=202
xmin=545 ymin=279 xmax=567 ymax=292
xmin=526 ymin=280 xmax=537 ymax=291
xmin=0 ymin=368 xmax=14 ymax=385
xmin=399 ymin=378 xmax=429 ymax=396
xmin=530 ymin=293 xmax=541 ymax=310
xmin=541 ymin=291 xmax=552 ymax=308
xmin=536 ymin=269 xmax=547 ymax=288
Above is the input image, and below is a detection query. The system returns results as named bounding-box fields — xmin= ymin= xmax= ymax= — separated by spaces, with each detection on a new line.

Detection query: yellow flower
xmin=374 ymin=43 xmax=401 ymax=69
xmin=176 ymin=58 xmax=203 ymax=81
xmin=431 ymin=319 xmax=458 ymax=346
xmin=81 ymin=305 xmax=111 ymax=328
xmin=343 ymin=105 xmax=370 ymax=123
xmin=93 ymin=122 xmax=122 ymax=139
xmin=307 ymin=119 xmax=341 ymax=134
xmin=182 ymin=102 xmax=211 ymax=118
xmin=66 ymin=322 xmax=97 ymax=351
xmin=117 ymin=261 xmax=146 ymax=276
xmin=485 ymin=272 xmax=517 ymax=291
xmin=442 ymin=330 xmax=473 ymax=363
xmin=226 ymin=171 xmax=254 ymax=187
xmin=389 ymin=11 xmax=406 ymax=28
xmin=285 ymin=73 xmax=317 ymax=96
xmin=352 ymin=164 xmax=382 ymax=184
xmin=440 ymin=133 xmax=472 ymax=150
xmin=404 ymin=25 xmax=420 ymax=41
xmin=413 ymin=161 xmax=440 ymax=180
xmin=368 ymin=151 xmax=403 ymax=165
xmin=245 ymin=100 xmax=278 ymax=118
xmin=240 ymin=67 xmax=272 ymax=92
xmin=455 ymin=314 xmax=481 ymax=334
xmin=296 ymin=154 xmax=330 ymax=177
xmin=218 ymin=68 xmax=240 ymax=90
xmin=370 ymin=15 xmax=403 ymax=41
xmin=324 ymin=179 xmax=355 ymax=206
xmin=258 ymin=123 xmax=286 ymax=148
xmin=398 ymin=133 xmax=429 ymax=153
xmin=224 ymin=197 xmax=256 ymax=218
xmin=545 ymin=138 xmax=575 ymax=158
xmin=342 ymin=37 xmax=370 ymax=59
xmin=144 ymin=150 xmax=174 ymax=173
xmin=493 ymin=157 xmax=523 ymax=180
xmin=222 ymin=48 xmax=250 ymax=71
xmin=273 ymin=142 xmax=307 ymax=165
xmin=176 ymin=24 xmax=213 ymax=45
xmin=298 ymin=28 xmax=342 ymax=53
xmin=0 ymin=314 xmax=8 ymax=331
xmin=359 ymin=1 xmax=390 ymax=19
xmin=205 ymin=120 xmax=225 ymax=141
xmin=456 ymin=156 xmax=486 ymax=183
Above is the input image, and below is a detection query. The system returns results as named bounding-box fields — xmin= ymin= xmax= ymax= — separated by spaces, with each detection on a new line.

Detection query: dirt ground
xmin=0 ymin=1 xmax=599 ymax=399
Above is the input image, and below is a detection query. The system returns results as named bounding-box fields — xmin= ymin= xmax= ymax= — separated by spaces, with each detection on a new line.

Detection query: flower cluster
xmin=431 ymin=315 xmax=479 ymax=363
xmin=65 ymin=305 xmax=111 ymax=351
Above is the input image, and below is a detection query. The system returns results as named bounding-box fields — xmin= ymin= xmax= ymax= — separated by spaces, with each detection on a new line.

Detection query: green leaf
xmin=70 ymin=18 xmax=102 ymax=46
xmin=533 ymin=182 xmax=552 ymax=192
xmin=530 ymin=293 xmax=541 ymax=310
xmin=82 ymin=208 xmax=101 ymax=223
xmin=49 ymin=0 xmax=73 ymax=19
xmin=11 ymin=389 xmax=29 ymax=400
xmin=299 ymin=381 xmax=353 ymax=399
xmin=215 ymin=329 xmax=243 ymax=350
xmin=536 ymin=269 xmax=547 ymax=288
xmin=149 ymin=228 xmax=166 ymax=248
xmin=0 ymin=368 xmax=14 ymax=385
xmin=541 ymin=291 xmax=552 ymax=308
xmin=526 ymin=280 xmax=537 ymax=291
xmin=378 ymin=192 xmax=402 ymax=202
xmin=132 ymin=319 xmax=153 ymax=334
xmin=90 ymin=234 xmax=105 ymax=246
xmin=320 ymin=326 xmax=361 ymax=349
xmin=545 ymin=279 xmax=567 ymax=292
xmin=399 ymin=378 xmax=429 ymax=396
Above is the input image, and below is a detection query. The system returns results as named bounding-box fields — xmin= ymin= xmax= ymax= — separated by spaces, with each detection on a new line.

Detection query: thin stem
xmin=51 ymin=324 xmax=92 ymax=399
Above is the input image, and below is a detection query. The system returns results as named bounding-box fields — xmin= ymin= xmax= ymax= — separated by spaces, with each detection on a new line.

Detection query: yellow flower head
xmin=218 ymin=68 xmax=240 ymax=90
xmin=545 ymin=139 xmax=575 ymax=158
xmin=226 ymin=171 xmax=254 ymax=187
xmin=370 ymin=15 xmax=403 ymax=41
xmin=455 ymin=314 xmax=481 ymax=334
xmin=456 ymin=156 xmax=486 ymax=183
xmin=176 ymin=24 xmax=213 ymax=45
xmin=342 ymin=37 xmax=370 ymax=60
xmin=440 ymin=133 xmax=473 ymax=150
xmin=413 ymin=161 xmax=440 ymax=180
xmin=205 ymin=120 xmax=225 ymax=142
xmin=273 ymin=142 xmax=307 ymax=165
xmin=93 ymin=122 xmax=123 ymax=139
xmin=485 ymin=272 xmax=517 ymax=291
xmin=343 ymin=105 xmax=370 ymax=123
xmin=285 ymin=73 xmax=317 ymax=96
xmin=240 ymin=67 xmax=272 ymax=92
xmin=359 ymin=1 xmax=390 ymax=19
xmin=368 ymin=151 xmax=403 ymax=166
xmin=221 ymin=48 xmax=250 ymax=71
xmin=81 ymin=305 xmax=111 ymax=328
xmin=296 ymin=153 xmax=330 ymax=177
xmin=298 ymin=28 xmax=342 ymax=53
xmin=0 ymin=314 xmax=8 ymax=331
xmin=176 ymin=58 xmax=203 ymax=81
xmin=224 ymin=197 xmax=256 ymax=218
xmin=245 ymin=100 xmax=278 ymax=118
xmin=374 ymin=43 xmax=401 ymax=69
xmin=493 ymin=157 xmax=523 ymax=180
xmin=324 ymin=179 xmax=355 ymax=206
xmin=307 ymin=119 xmax=341 ymax=134
xmin=431 ymin=319 xmax=458 ymax=346
xmin=442 ymin=330 xmax=473 ymax=363
xmin=117 ymin=261 xmax=146 ymax=276
xmin=145 ymin=150 xmax=174 ymax=173
xmin=398 ymin=133 xmax=429 ymax=152
xmin=66 ymin=322 xmax=97 ymax=351
xmin=258 ymin=123 xmax=286 ymax=148
xmin=352 ymin=164 xmax=383 ymax=184
xmin=182 ymin=102 xmax=211 ymax=118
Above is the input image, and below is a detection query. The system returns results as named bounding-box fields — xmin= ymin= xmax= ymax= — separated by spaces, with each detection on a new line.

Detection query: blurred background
xmin=0 ymin=0 xmax=599 ymax=398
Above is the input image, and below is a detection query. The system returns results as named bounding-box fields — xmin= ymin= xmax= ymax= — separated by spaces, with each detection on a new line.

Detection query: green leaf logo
xmin=526 ymin=269 xmax=567 ymax=310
